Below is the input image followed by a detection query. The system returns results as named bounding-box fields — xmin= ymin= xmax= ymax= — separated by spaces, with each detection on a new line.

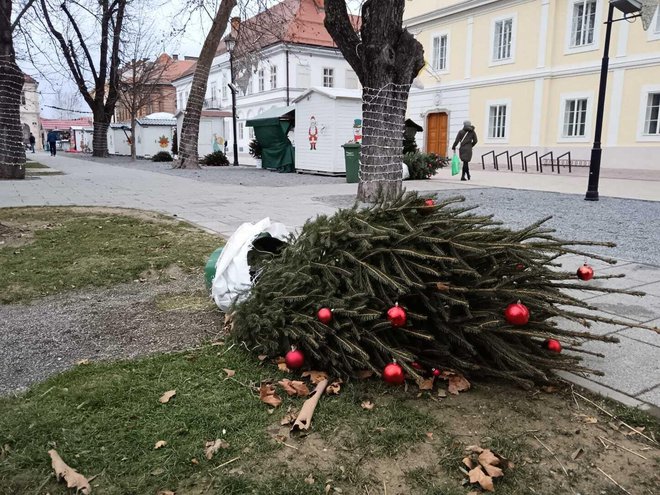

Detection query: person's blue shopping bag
xmin=451 ymin=153 xmax=461 ymax=176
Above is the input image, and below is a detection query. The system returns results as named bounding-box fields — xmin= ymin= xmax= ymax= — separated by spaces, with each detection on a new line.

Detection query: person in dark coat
xmin=452 ymin=120 xmax=478 ymax=181
xmin=29 ymin=133 xmax=36 ymax=153
xmin=47 ymin=130 xmax=58 ymax=156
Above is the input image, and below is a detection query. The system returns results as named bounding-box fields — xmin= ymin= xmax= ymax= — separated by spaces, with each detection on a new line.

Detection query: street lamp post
xmin=224 ymin=33 xmax=239 ymax=167
xmin=586 ymin=0 xmax=645 ymax=201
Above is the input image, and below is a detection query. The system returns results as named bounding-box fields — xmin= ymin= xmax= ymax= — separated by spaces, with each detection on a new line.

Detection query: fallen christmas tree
xmin=230 ymin=191 xmax=646 ymax=388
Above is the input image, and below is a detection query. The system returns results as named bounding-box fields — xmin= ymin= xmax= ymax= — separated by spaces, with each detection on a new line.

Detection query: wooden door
xmin=427 ymin=112 xmax=448 ymax=157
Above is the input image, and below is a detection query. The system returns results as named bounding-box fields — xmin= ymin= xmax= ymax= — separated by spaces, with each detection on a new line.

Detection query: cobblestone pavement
xmin=1 ymin=153 xmax=659 ymax=413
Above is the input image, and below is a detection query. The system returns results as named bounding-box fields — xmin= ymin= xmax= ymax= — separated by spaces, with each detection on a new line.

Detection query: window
xmin=323 ymin=68 xmax=334 ymax=88
xmin=488 ymin=105 xmax=507 ymax=139
xmin=432 ymin=34 xmax=448 ymax=71
xmin=563 ymin=98 xmax=588 ymax=137
xmin=177 ymin=93 xmax=181 ymax=110
xmin=21 ymin=92 xmax=26 ymax=105
xmin=346 ymin=69 xmax=358 ymax=89
xmin=222 ymin=75 xmax=228 ymax=99
xmin=210 ymin=83 xmax=217 ymax=105
xmin=297 ymin=64 xmax=311 ymax=87
xmin=238 ymin=121 xmax=245 ymax=140
xmin=571 ymin=1 xmax=597 ymax=47
xmin=270 ymin=65 xmax=277 ymax=89
xmin=493 ymin=18 xmax=513 ymax=61
xmin=644 ymin=93 xmax=660 ymax=135
xmin=258 ymin=69 xmax=265 ymax=92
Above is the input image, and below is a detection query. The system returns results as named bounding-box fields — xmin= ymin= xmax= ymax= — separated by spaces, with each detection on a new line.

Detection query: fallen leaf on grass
xmin=447 ymin=374 xmax=471 ymax=395
xmin=463 ymin=457 xmax=474 ymax=469
xmin=468 ymin=466 xmax=494 ymax=492
xmin=360 ymin=401 xmax=374 ymax=410
xmin=223 ymin=312 xmax=234 ymax=333
xmin=205 ymin=439 xmax=230 ymax=459
xmin=437 ymin=389 xmax=447 ymax=398
xmin=418 ymin=378 xmax=434 ymax=391
xmin=49 ymin=449 xmax=91 ymax=494
xmin=280 ymin=406 xmax=299 ymax=426
xmin=154 ymin=440 xmax=167 ymax=449
xmin=159 ymin=390 xmax=176 ymax=404
xmin=258 ymin=354 xmax=268 ymax=361
xmin=326 ymin=379 xmax=342 ymax=395
xmin=191 ymin=458 xmax=199 ymax=465
xmin=278 ymin=379 xmax=310 ymax=397
xmin=463 ymin=445 xmax=510 ymax=492
xmin=575 ymin=413 xmax=598 ymax=424
xmin=223 ymin=369 xmax=235 ymax=378
xmin=302 ymin=370 xmax=329 ymax=384
xmin=259 ymin=383 xmax=282 ymax=408
xmin=305 ymin=473 xmax=315 ymax=484
xmin=426 ymin=432 xmax=434 ymax=440
xmin=76 ymin=359 xmax=90 ymax=366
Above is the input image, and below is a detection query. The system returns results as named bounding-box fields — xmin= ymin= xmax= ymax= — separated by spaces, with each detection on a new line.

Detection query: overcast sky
xmin=17 ymin=0 xmax=362 ymax=118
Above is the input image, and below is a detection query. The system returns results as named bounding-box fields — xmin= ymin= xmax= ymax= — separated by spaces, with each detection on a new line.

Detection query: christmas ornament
xmin=515 ymin=263 xmax=525 ymax=271
xmin=387 ymin=304 xmax=407 ymax=327
xmin=424 ymin=199 xmax=435 ymax=207
xmin=417 ymin=198 xmax=436 ymax=216
xmin=504 ymin=301 xmax=530 ymax=326
xmin=411 ymin=361 xmax=423 ymax=371
xmin=544 ymin=339 xmax=562 ymax=353
xmin=383 ymin=362 xmax=405 ymax=385
xmin=317 ymin=307 xmax=333 ymax=324
xmin=576 ymin=263 xmax=594 ymax=281
xmin=432 ymin=368 xmax=441 ymax=377
xmin=285 ymin=348 xmax=305 ymax=369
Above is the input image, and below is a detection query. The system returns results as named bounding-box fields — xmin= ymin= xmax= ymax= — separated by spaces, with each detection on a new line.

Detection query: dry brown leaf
xmin=482 ymin=463 xmax=504 ymax=478
xmin=223 ymin=312 xmax=234 ymax=333
xmin=360 ymin=400 xmax=375 ymax=410
xmin=478 ymin=449 xmax=500 ymax=468
xmin=437 ymin=389 xmax=447 ymax=398
xmin=436 ymin=282 xmax=450 ymax=291
xmin=49 ymin=450 xmax=91 ymax=494
xmin=154 ymin=440 xmax=167 ymax=449
xmin=302 ymin=370 xmax=329 ymax=384
xmin=223 ymin=369 xmax=235 ymax=378
xmin=191 ymin=458 xmax=199 ymax=465
xmin=257 ymin=354 xmax=268 ymax=361
xmin=466 ymin=445 xmax=484 ymax=454
xmin=426 ymin=432 xmax=434 ymax=440
xmin=278 ymin=379 xmax=310 ymax=397
xmin=468 ymin=466 xmax=494 ymax=492
xmin=462 ymin=457 xmax=474 ymax=469
xmin=259 ymin=383 xmax=282 ymax=408
xmin=277 ymin=362 xmax=290 ymax=372
xmin=76 ymin=359 xmax=90 ymax=366
xmin=159 ymin=390 xmax=176 ymax=404
xmin=479 ymin=475 xmax=495 ymax=492
xmin=280 ymin=407 xmax=299 ymax=426
xmin=305 ymin=473 xmax=315 ymax=485
xmin=205 ymin=439 xmax=230 ymax=460
xmin=576 ymin=414 xmax=598 ymax=424
xmin=418 ymin=378 xmax=434 ymax=391
xmin=571 ymin=447 xmax=584 ymax=460
xmin=447 ymin=374 xmax=471 ymax=395
xmin=355 ymin=370 xmax=374 ymax=380
xmin=326 ymin=380 xmax=342 ymax=395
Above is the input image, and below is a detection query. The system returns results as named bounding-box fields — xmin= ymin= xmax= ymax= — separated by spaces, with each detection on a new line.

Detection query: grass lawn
xmin=0 ymin=207 xmax=221 ymax=303
xmin=24 ymin=162 xmax=49 ymax=169
xmin=1 ymin=208 xmax=658 ymax=495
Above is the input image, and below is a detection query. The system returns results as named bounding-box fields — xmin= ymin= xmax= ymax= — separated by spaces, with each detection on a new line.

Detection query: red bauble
xmin=515 ymin=263 xmax=525 ymax=271
xmin=285 ymin=349 xmax=305 ymax=369
xmin=317 ymin=307 xmax=333 ymax=324
xmin=432 ymin=368 xmax=441 ymax=377
xmin=544 ymin=339 xmax=562 ymax=353
xmin=411 ymin=361 xmax=424 ymax=371
xmin=577 ymin=264 xmax=594 ymax=281
xmin=424 ymin=199 xmax=435 ymax=207
xmin=383 ymin=362 xmax=405 ymax=385
xmin=387 ymin=304 xmax=407 ymax=327
xmin=504 ymin=302 xmax=530 ymax=326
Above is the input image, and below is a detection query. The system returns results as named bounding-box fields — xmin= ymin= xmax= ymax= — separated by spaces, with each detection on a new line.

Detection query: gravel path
xmin=68 ymin=154 xmax=345 ymax=187
xmin=318 ymin=187 xmax=660 ymax=266
xmin=0 ymin=274 xmax=223 ymax=396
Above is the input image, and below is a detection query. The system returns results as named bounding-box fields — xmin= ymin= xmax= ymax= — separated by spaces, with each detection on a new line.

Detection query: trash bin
xmin=342 ymin=143 xmax=360 ymax=184
xmin=205 ymin=246 xmax=225 ymax=290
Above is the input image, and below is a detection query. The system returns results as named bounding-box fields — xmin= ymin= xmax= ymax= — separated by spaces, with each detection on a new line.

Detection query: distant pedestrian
xmin=47 ymin=130 xmax=58 ymax=156
xmin=452 ymin=120 xmax=478 ymax=181
xmin=29 ymin=133 xmax=36 ymax=153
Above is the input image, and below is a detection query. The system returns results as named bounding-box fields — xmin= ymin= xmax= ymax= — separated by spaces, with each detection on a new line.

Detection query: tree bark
xmin=175 ymin=0 xmax=237 ymax=169
xmin=0 ymin=0 xmax=27 ymax=180
xmin=325 ymin=0 xmax=424 ymax=202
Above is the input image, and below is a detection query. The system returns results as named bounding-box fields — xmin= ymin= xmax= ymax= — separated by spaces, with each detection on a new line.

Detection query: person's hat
xmin=463 ymin=120 xmax=472 ymax=126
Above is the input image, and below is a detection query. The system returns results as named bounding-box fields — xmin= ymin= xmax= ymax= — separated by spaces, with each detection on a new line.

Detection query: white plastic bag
xmin=402 ymin=162 xmax=410 ymax=180
xmin=211 ymin=218 xmax=289 ymax=311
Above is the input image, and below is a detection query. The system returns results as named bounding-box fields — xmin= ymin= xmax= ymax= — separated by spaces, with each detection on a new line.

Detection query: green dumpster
xmin=342 ymin=143 xmax=360 ymax=184
xmin=204 ymin=247 xmax=225 ymax=290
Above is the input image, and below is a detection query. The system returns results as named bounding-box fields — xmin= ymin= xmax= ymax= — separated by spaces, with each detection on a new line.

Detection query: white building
xmin=172 ymin=0 xmax=360 ymax=164
xmin=20 ymin=74 xmax=41 ymax=150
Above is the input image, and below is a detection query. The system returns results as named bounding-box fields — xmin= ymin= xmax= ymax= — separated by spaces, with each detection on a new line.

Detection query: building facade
xmin=172 ymin=0 xmax=360 ymax=159
xmin=21 ymin=74 xmax=41 ymax=150
xmin=404 ymin=0 xmax=660 ymax=170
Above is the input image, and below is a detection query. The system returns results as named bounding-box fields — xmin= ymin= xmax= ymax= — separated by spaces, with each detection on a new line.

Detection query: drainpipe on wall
xmin=286 ymin=49 xmax=290 ymax=106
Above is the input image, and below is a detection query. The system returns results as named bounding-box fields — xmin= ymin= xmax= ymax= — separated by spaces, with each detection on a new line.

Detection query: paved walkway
xmin=2 ymin=153 xmax=659 ymax=414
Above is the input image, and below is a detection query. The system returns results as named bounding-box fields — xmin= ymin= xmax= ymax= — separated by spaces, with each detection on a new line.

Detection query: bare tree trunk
xmin=0 ymin=0 xmax=27 ymax=180
xmin=325 ymin=0 xmax=424 ymax=202
xmin=130 ymin=118 xmax=137 ymax=160
xmin=92 ymin=108 xmax=111 ymax=158
xmin=175 ymin=0 xmax=236 ymax=169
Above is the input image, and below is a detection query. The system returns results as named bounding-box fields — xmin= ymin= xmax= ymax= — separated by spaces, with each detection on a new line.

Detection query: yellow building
xmin=404 ymin=0 xmax=660 ymax=170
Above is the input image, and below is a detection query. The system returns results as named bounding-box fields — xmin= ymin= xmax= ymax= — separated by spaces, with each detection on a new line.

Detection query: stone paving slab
xmin=617 ymin=318 xmax=660 ymax=347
